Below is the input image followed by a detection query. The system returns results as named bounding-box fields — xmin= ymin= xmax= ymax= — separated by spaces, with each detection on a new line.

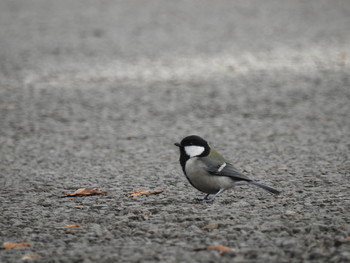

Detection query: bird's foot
xmin=195 ymin=198 xmax=215 ymax=203
xmin=195 ymin=194 xmax=215 ymax=202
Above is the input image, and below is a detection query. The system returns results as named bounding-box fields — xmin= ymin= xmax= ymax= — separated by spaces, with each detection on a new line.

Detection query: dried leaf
xmin=314 ymin=115 xmax=331 ymax=121
xmin=339 ymin=52 xmax=349 ymax=61
xmin=201 ymin=222 xmax=220 ymax=232
xmin=73 ymin=205 xmax=85 ymax=209
xmin=346 ymin=236 xmax=350 ymax=241
xmin=64 ymin=224 xmax=81 ymax=228
xmin=208 ymin=245 xmax=232 ymax=254
xmin=128 ymin=189 xmax=164 ymax=197
xmin=193 ymin=245 xmax=232 ymax=254
xmin=21 ymin=254 xmax=41 ymax=260
xmin=2 ymin=242 xmax=32 ymax=249
xmin=62 ymin=188 xmax=107 ymax=197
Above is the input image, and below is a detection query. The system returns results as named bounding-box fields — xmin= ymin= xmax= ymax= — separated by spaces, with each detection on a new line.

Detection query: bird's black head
xmin=174 ymin=135 xmax=210 ymax=158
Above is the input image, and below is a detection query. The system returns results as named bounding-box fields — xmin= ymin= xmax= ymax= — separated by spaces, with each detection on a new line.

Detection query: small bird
xmin=174 ymin=135 xmax=281 ymax=201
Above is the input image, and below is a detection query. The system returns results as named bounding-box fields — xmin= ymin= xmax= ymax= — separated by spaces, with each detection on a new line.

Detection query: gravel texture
xmin=1 ymin=0 xmax=350 ymax=262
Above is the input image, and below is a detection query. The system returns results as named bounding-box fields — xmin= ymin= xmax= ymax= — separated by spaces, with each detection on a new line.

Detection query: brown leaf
xmin=346 ymin=236 xmax=350 ymax=241
xmin=201 ymin=223 xmax=220 ymax=232
xmin=193 ymin=245 xmax=232 ymax=254
xmin=21 ymin=254 xmax=41 ymax=260
xmin=73 ymin=205 xmax=85 ymax=209
xmin=128 ymin=189 xmax=164 ymax=197
xmin=2 ymin=242 xmax=32 ymax=249
xmin=339 ymin=52 xmax=349 ymax=61
xmin=64 ymin=224 xmax=81 ymax=228
xmin=62 ymin=188 xmax=107 ymax=197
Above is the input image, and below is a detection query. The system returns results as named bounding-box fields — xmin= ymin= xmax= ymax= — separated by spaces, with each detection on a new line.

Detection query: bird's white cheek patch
xmin=184 ymin=146 xmax=205 ymax=157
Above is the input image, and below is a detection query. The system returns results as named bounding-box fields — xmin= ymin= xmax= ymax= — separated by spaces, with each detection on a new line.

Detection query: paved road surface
xmin=1 ymin=1 xmax=350 ymax=262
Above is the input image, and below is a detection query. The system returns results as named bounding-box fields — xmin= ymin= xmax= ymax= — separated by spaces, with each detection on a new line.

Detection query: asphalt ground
xmin=1 ymin=0 xmax=350 ymax=262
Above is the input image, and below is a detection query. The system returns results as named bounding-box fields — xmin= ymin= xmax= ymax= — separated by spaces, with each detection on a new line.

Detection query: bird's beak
xmin=174 ymin=142 xmax=181 ymax=147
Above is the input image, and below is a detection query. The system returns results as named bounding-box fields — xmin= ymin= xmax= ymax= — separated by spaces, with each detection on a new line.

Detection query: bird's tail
xmin=249 ymin=181 xmax=281 ymax=195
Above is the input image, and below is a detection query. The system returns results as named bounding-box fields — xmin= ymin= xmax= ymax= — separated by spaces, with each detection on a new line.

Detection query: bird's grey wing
xmin=206 ymin=162 xmax=251 ymax=182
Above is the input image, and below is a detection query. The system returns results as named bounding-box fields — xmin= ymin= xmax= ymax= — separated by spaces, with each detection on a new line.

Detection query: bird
xmin=174 ymin=135 xmax=281 ymax=201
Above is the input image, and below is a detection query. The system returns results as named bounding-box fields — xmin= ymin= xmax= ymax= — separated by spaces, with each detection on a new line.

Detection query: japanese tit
xmin=174 ymin=135 xmax=281 ymax=201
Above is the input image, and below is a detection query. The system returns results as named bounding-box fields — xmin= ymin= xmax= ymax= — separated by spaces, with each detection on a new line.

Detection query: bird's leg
xmin=203 ymin=194 xmax=211 ymax=200
xmin=196 ymin=190 xmax=226 ymax=202
xmin=209 ymin=189 xmax=225 ymax=201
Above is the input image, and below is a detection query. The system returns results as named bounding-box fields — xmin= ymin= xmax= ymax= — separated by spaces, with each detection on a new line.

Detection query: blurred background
xmin=1 ymin=0 xmax=349 ymax=179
